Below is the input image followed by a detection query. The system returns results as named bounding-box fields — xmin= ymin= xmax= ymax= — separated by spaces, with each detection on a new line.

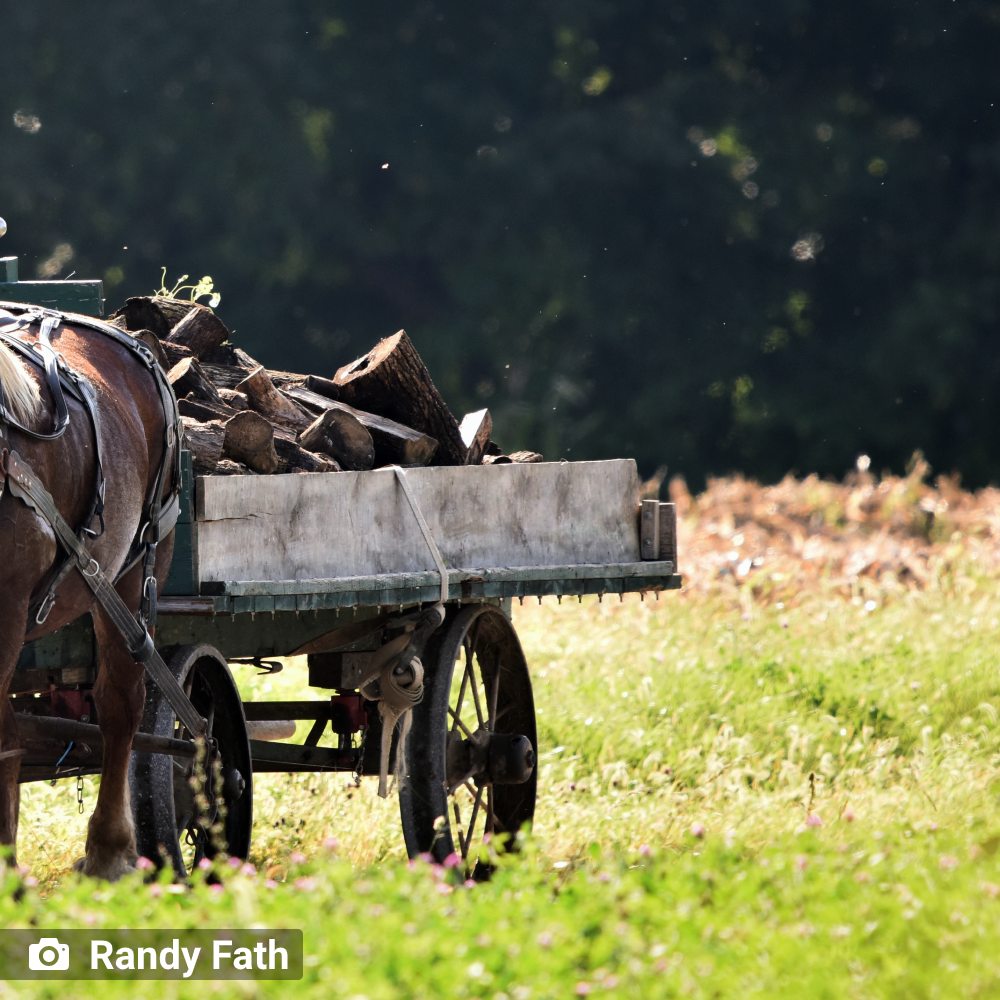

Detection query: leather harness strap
xmin=1 ymin=449 xmax=206 ymax=738
xmin=0 ymin=304 xmax=182 ymax=627
xmin=0 ymin=304 xmax=203 ymax=738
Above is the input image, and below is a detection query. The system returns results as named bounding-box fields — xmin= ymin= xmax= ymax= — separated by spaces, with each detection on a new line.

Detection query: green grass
xmin=6 ymin=573 xmax=1000 ymax=997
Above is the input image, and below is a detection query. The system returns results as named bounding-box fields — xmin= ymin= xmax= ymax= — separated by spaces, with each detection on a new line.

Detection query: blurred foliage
xmin=3 ymin=1 xmax=999 ymax=486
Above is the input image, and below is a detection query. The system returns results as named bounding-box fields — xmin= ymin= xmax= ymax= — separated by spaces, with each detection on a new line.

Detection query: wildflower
xmin=690 ymin=822 xmax=706 ymax=839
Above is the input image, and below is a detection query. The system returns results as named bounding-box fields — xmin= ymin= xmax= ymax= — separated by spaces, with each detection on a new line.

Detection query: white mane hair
xmin=0 ymin=340 xmax=42 ymax=424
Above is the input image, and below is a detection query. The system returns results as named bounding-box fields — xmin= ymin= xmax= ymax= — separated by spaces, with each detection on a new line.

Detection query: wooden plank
xmin=194 ymin=460 xmax=642 ymax=583
xmin=640 ymin=500 xmax=677 ymax=563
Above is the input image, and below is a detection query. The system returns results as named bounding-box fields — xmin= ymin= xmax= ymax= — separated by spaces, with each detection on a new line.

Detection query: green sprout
xmin=154 ymin=267 xmax=221 ymax=308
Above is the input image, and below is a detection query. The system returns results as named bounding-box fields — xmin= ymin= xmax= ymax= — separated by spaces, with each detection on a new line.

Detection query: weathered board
xmin=195 ymin=459 xmax=642 ymax=584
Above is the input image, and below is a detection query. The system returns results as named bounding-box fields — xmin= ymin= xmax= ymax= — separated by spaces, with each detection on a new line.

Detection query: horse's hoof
xmin=73 ymin=855 xmax=137 ymax=882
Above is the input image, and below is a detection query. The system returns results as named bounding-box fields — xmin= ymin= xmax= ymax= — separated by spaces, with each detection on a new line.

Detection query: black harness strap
xmin=0 ymin=304 xmax=182 ymax=628
xmin=2 ymin=449 xmax=206 ymax=739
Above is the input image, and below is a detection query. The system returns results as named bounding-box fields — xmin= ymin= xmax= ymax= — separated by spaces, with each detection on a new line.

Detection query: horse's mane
xmin=0 ymin=341 xmax=42 ymax=424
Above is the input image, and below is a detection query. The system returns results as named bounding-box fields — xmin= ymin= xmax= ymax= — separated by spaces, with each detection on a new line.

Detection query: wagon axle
xmin=446 ymin=730 xmax=535 ymax=792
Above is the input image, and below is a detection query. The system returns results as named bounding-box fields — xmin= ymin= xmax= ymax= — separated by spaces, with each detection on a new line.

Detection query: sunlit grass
xmin=9 ymin=559 xmax=1000 ymax=996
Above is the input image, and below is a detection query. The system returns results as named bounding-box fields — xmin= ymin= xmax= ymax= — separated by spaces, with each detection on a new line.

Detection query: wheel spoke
xmin=452 ymin=798 xmax=467 ymax=858
xmin=468 ymin=651 xmax=486 ymax=728
xmin=452 ymin=650 xmax=472 ymax=728
xmin=447 ymin=707 xmax=476 ymax=740
xmin=488 ymin=666 xmax=500 ymax=733
xmin=464 ymin=782 xmax=485 ymax=857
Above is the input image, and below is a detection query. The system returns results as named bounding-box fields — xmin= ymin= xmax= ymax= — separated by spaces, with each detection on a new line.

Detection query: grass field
xmin=4 ymin=470 xmax=1000 ymax=997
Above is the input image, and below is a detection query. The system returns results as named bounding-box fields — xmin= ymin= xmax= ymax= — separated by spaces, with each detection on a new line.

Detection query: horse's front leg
xmin=0 ymin=597 xmax=30 ymax=862
xmin=78 ymin=604 xmax=145 ymax=880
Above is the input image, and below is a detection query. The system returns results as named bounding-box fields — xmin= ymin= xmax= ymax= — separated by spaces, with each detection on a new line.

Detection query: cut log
xmin=284 ymin=385 xmax=438 ymax=466
xmin=178 ymin=396 xmax=240 ymax=424
xmin=237 ymin=366 xmax=311 ymax=431
xmin=200 ymin=345 xmax=260 ymax=389
xmin=168 ymin=357 xmax=226 ymax=408
xmin=180 ymin=417 xmax=225 ymax=473
xmin=214 ymin=459 xmax=252 ymax=476
xmin=333 ymin=330 xmax=465 ymax=465
xmin=459 ymin=409 xmax=492 ymax=465
xmin=273 ymin=437 xmax=341 ymax=473
xmin=271 ymin=372 xmax=341 ymax=401
xmin=218 ymin=388 xmax=250 ymax=411
xmin=223 ymin=410 xmax=279 ymax=474
xmin=166 ymin=305 xmax=230 ymax=358
xmin=159 ymin=340 xmax=195 ymax=370
xmin=298 ymin=409 xmax=375 ymax=472
xmin=305 ymin=374 xmax=341 ymax=400
xmin=108 ymin=297 xmax=194 ymax=339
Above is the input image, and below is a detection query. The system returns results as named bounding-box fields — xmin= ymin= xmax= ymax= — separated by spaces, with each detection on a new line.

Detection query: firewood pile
xmin=108 ymin=298 xmax=542 ymax=476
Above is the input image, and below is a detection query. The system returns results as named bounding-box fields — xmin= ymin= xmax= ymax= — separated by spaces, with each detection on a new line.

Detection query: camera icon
xmin=28 ymin=937 xmax=70 ymax=972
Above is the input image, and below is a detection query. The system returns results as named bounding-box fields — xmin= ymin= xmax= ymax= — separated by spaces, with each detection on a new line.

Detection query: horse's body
xmin=0 ymin=310 xmax=177 ymax=879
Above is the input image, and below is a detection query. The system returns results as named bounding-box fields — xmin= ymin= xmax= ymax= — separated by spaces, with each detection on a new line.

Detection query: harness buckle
xmin=35 ymin=591 xmax=57 ymax=626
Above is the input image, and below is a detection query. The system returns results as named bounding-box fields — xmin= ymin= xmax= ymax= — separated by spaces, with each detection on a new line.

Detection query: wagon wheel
xmin=130 ymin=644 xmax=253 ymax=874
xmin=399 ymin=604 xmax=537 ymax=878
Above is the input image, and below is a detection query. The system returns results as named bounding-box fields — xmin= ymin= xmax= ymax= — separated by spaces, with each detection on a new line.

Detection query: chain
xmin=76 ymin=775 xmax=85 ymax=814
xmin=353 ymin=726 xmax=367 ymax=787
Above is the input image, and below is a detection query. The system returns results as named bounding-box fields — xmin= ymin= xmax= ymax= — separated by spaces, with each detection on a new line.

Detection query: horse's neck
xmin=0 ymin=341 xmax=42 ymax=425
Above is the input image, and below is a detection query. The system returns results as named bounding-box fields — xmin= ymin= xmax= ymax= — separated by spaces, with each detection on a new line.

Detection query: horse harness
xmin=0 ymin=305 xmax=207 ymax=738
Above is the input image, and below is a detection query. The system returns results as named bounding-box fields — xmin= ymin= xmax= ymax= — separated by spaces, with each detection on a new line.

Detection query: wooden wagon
xmin=2 ymin=256 xmax=680 ymax=874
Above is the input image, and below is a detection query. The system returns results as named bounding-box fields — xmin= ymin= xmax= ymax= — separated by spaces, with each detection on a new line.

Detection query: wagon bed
xmin=163 ymin=455 xmax=678 ymax=613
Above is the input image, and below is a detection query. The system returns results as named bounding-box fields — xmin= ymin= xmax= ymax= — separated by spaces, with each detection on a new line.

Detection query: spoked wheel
xmin=130 ymin=644 xmax=253 ymax=875
xmin=399 ymin=604 xmax=537 ymax=878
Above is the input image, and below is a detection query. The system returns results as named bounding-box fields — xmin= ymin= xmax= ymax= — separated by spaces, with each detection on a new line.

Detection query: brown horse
xmin=0 ymin=307 xmax=178 ymax=879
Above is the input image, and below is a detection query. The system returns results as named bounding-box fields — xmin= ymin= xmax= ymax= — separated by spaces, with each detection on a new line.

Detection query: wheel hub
xmin=446 ymin=729 xmax=535 ymax=790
